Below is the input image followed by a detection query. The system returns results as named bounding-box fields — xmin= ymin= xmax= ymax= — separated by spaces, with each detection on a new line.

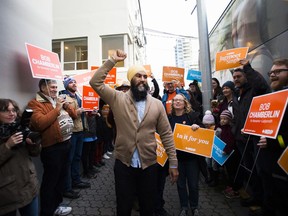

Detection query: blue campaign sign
xmin=187 ymin=69 xmax=202 ymax=82
xmin=212 ymin=136 xmax=234 ymax=166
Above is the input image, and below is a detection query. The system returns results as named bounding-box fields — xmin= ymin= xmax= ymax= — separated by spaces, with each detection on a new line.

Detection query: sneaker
xmin=89 ymin=167 xmax=100 ymax=173
xmin=225 ymin=190 xmax=240 ymax=199
xmin=63 ymin=190 xmax=80 ymax=199
xmin=54 ymin=206 xmax=72 ymax=215
xmin=94 ymin=163 xmax=102 ymax=168
xmin=222 ymin=186 xmax=233 ymax=195
xmin=192 ymin=208 xmax=199 ymax=216
xmin=103 ymin=153 xmax=110 ymax=159
xmin=248 ymin=206 xmax=264 ymax=216
xmin=72 ymin=181 xmax=91 ymax=189
xmin=83 ymin=172 xmax=97 ymax=179
xmin=107 ymin=151 xmax=113 ymax=155
xmin=178 ymin=209 xmax=188 ymax=216
xmin=99 ymin=160 xmax=106 ymax=166
xmin=154 ymin=208 xmax=169 ymax=216
xmin=241 ymin=197 xmax=262 ymax=207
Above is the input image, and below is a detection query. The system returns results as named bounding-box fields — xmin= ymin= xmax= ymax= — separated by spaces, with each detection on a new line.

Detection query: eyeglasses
xmin=0 ymin=109 xmax=17 ymax=114
xmin=173 ymin=99 xmax=184 ymax=102
xmin=267 ymin=69 xmax=288 ymax=76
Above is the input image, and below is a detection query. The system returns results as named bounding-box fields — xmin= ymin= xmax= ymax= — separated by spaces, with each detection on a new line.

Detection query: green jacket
xmin=0 ymin=140 xmax=40 ymax=214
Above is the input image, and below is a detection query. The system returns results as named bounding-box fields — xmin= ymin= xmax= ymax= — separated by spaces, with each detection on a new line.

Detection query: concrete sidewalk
xmin=64 ymin=154 xmax=249 ymax=216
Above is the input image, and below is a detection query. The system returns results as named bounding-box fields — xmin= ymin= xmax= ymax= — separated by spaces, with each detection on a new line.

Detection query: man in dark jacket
xmin=256 ymin=58 xmax=288 ymax=216
xmin=232 ymin=59 xmax=270 ymax=209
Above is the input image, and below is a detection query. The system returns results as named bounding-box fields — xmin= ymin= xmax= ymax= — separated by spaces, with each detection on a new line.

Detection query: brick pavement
xmin=64 ymin=154 xmax=249 ymax=216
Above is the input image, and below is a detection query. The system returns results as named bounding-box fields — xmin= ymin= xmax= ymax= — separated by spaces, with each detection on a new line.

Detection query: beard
xmin=270 ymin=78 xmax=287 ymax=91
xmin=131 ymin=81 xmax=149 ymax=101
xmin=67 ymin=85 xmax=76 ymax=93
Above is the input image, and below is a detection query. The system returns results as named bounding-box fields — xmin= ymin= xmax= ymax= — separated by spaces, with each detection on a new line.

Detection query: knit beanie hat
xmin=202 ymin=110 xmax=215 ymax=124
xmin=189 ymin=80 xmax=198 ymax=87
xmin=63 ymin=77 xmax=76 ymax=89
xmin=222 ymin=81 xmax=235 ymax=92
xmin=220 ymin=110 xmax=233 ymax=121
xmin=127 ymin=65 xmax=146 ymax=82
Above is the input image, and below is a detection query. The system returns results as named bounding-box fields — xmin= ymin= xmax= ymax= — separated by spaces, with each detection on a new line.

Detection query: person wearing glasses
xmin=162 ymin=80 xmax=190 ymax=115
xmin=168 ymin=94 xmax=203 ymax=216
xmin=231 ymin=59 xmax=271 ymax=212
xmin=0 ymin=99 xmax=41 ymax=216
xmin=256 ymin=59 xmax=288 ymax=216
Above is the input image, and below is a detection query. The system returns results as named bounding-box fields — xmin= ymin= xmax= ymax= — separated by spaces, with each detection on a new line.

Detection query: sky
xmin=140 ymin=0 xmax=231 ymax=87
xmin=141 ymin=0 xmax=231 ymax=37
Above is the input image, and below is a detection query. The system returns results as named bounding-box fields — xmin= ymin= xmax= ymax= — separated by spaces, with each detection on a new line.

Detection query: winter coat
xmin=89 ymin=60 xmax=178 ymax=169
xmin=0 ymin=130 xmax=40 ymax=214
xmin=28 ymin=92 xmax=76 ymax=148
xmin=232 ymin=63 xmax=270 ymax=143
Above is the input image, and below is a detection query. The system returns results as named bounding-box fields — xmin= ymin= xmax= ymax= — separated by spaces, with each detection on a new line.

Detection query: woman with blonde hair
xmin=168 ymin=94 xmax=203 ymax=216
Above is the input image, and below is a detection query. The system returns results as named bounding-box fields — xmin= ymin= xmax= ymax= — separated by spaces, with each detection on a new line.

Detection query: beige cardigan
xmin=89 ymin=60 xmax=177 ymax=169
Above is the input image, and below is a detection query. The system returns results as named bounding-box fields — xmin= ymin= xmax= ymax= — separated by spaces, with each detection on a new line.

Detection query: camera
xmin=0 ymin=109 xmax=41 ymax=146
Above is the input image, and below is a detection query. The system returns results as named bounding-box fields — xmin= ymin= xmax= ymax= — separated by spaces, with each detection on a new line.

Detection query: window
xmin=52 ymin=38 xmax=88 ymax=71
xmin=102 ymin=35 xmax=124 ymax=67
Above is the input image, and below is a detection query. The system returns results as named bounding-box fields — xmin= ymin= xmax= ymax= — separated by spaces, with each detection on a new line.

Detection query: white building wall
xmin=52 ymin=0 xmax=143 ymax=73
xmin=0 ymin=0 xmax=53 ymax=109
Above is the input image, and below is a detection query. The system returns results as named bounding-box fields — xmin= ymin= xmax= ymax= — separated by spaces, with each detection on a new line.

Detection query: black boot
xmin=206 ymin=168 xmax=214 ymax=184
xmin=208 ymin=170 xmax=219 ymax=187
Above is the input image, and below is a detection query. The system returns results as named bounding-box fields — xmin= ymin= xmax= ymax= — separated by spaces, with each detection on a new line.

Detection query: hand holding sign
xmin=239 ymin=58 xmax=250 ymax=66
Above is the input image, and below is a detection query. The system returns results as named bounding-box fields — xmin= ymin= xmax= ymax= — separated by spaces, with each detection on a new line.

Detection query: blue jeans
xmin=65 ymin=132 xmax=84 ymax=191
xmin=1 ymin=196 xmax=38 ymax=216
xmin=177 ymin=158 xmax=200 ymax=209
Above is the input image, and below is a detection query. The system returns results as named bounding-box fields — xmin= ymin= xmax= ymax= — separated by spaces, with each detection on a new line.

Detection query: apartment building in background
xmin=52 ymin=0 xmax=146 ymax=81
xmin=175 ymin=37 xmax=199 ymax=72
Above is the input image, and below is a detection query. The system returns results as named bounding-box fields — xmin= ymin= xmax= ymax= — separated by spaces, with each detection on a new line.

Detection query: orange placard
xmin=278 ymin=147 xmax=288 ymax=175
xmin=25 ymin=43 xmax=63 ymax=80
xmin=215 ymin=47 xmax=249 ymax=71
xmin=82 ymin=85 xmax=99 ymax=111
xmin=143 ymin=65 xmax=152 ymax=77
xmin=162 ymin=66 xmax=185 ymax=84
xmin=243 ymin=89 xmax=288 ymax=138
xmin=155 ymin=133 xmax=168 ymax=167
xmin=91 ymin=66 xmax=116 ymax=85
xmin=70 ymin=71 xmax=94 ymax=96
xmin=173 ymin=124 xmax=215 ymax=157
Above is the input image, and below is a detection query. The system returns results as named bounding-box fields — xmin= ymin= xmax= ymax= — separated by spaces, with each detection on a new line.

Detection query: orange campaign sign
xmin=155 ymin=133 xmax=168 ymax=167
xmin=143 ymin=65 xmax=152 ymax=77
xmin=162 ymin=66 xmax=185 ymax=84
xmin=71 ymin=71 xmax=94 ymax=96
xmin=91 ymin=66 xmax=117 ymax=85
xmin=82 ymin=85 xmax=99 ymax=111
xmin=173 ymin=124 xmax=215 ymax=157
xmin=278 ymin=147 xmax=288 ymax=175
xmin=215 ymin=47 xmax=249 ymax=71
xmin=25 ymin=43 xmax=63 ymax=80
xmin=243 ymin=89 xmax=288 ymax=138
